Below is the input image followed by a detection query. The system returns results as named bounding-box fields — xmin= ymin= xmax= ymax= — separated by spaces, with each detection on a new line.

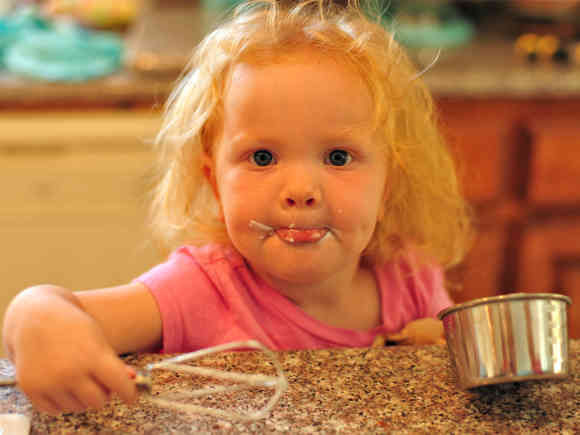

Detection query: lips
xmin=275 ymin=228 xmax=329 ymax=244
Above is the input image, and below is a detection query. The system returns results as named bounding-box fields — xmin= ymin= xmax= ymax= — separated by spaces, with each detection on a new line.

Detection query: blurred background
xmin=0 ymin=0 xmax=579 ymax=353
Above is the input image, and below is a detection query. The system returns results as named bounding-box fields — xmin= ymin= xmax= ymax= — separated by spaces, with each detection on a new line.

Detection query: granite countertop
xmin=0 ymin=340 xmax=578 ymax=434
xmin=1 ymin=6 xmax=580 ymax=108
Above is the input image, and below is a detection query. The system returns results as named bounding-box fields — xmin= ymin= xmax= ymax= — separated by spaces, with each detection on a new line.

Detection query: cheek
xmin=331 ymin=174 xmax=385 ymax=227
xmin=338 ymin=198 xmax=380 ymax=235
xmin=218 ymin=171 xmax=269 ymax=223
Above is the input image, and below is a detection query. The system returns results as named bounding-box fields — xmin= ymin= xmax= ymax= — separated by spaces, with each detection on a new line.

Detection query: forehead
xmin=229 ymin=46 xmax=369 ymax=92
xmin=222 ymin=48 xmax=375 ymax=129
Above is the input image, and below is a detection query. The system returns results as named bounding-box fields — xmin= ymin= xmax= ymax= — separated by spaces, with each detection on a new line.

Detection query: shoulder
xmin=136 ymin=243 xmax=245 ymax=294
xmin=142 ymin=243 xmax=256 ymax=298
xmin=376 ymin=251 xmax=450 ymax=318
xmin=178 ymin=243 xmax=246 ymax=270
xmin=376 ymin=252 xmax=443 ymax=290
xmin=135 ymin=244 xmax=248 ymax=353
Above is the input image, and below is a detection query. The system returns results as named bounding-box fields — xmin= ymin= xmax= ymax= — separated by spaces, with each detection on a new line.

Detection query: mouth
xmin=275 ymin=227 xmax=329 ymax=244
xmin=249 ymin=220 xmax=331 ymax=244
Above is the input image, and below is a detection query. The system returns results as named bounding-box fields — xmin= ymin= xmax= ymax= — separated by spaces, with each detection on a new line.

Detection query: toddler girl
xmin=3 ymin=0 xmax=472 ymax=415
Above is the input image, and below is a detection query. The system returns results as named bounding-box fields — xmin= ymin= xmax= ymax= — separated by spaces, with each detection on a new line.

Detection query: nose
xmin=285 ymin=194 xmax=317 ymax=207
xmin=280 ymin=167 xmax=321 ymax=208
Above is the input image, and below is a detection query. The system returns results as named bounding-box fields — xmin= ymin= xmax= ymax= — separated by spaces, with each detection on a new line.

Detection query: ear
xmin=201 ymin=152 xmax=225 ymax=222
xmin=201 ymin=152 xmax=219 ymax=200
xmin=377 ymin=182 xmax=389 ymax=222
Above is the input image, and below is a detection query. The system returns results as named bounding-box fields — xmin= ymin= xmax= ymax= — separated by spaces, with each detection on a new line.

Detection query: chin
xmin=263 ymin=255 xmax=339 ymax=284
xmin=238 ymin=237 xmax=353 ymax=282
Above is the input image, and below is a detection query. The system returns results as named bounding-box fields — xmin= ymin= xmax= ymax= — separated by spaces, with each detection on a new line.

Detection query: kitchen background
xmin=1 ymin=0 xmax=579 ymax=355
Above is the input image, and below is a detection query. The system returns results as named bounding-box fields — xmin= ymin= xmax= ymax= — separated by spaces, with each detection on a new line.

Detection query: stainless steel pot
xmin=438 ymin=293 xmax=572 ymax=389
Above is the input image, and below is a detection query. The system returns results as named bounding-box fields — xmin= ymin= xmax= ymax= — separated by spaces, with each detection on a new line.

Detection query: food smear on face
xmin=275 ymin=228 xmax=328 ymax=244
xmin=249 ymin=220 xmax=274 ymax=238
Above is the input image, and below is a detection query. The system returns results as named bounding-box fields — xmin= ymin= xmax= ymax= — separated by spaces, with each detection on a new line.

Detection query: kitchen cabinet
xmin=526 ymin=105 xmax=580 ymax=204
xmin=519 ymin=220 xmax=580 ymax=333
xmin=438 ymin=98 xmax=580 ymax=338
xmin=0 ymin=110 xmax=162 ymax=355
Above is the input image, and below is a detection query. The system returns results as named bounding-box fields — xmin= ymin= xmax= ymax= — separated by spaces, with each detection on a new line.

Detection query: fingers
xmin=371 ymin=334 xmax=386 ymax=347
xmin=19 ymin=355 xmax=136 ymax=415
xmin=25 ymin=376 xmax=110 ymax=415
xmin=58 ymin=392 xmax=88 ymax=414
xmin=73 ymin=377 xmax=111 ymax=410
xmin=126 ymin=365 xmax=137 ymax=379
xmin=34 ymin=395 xmax=64 ymax=416
xmin=387 ymin=319 xmax=446 ymax=345
xmin=385 ymin=331 xmax=409 ymax=343
xmin=30 ymin=391 xmax=86 ymax=416
xmin=95 ymin=356 xmax=138 ymax=405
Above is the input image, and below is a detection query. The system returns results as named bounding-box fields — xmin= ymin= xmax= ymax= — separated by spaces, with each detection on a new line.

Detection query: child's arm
xmin=386 ymin=318 xmax=445 ymax=345
xmin=372 ymin=318 xmax=446 ymax=347
xmin=2 ymin=282 xmax=162 ymax=415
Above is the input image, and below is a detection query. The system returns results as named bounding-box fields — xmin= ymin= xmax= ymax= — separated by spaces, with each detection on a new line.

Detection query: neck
xmin=255 ymin=261 xmax=381 ymax=331
xmin=264 ymin=261 xmax=358 ymax=306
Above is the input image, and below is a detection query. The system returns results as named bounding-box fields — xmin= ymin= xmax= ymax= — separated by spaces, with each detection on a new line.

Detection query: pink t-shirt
xmin=136 ymin=244 xmax=452 ymax=353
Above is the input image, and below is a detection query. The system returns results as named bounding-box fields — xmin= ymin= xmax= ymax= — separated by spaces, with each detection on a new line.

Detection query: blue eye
xmin=327 ymin=149 xmax=351 ymax=166
xmin=252 ymin=149 xmax=274 ymax=166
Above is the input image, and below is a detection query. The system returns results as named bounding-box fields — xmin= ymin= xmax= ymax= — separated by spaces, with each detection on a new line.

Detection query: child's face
xmin=206 ymin=49 xmax=388 ymax=287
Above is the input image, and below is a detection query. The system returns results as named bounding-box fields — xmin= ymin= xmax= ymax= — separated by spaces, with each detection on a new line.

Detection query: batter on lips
xmin=249 ymin=220 xmax=329 ymax=244
xmin=275 ymin=227 xmax=329 ymax=244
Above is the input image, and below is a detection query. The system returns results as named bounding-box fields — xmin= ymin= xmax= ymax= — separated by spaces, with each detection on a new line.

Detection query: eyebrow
xmin=224 ymin=120 xmax=375 ymax=148
xmin=332 ymin=123 xmax=374 ymax=136
xmin=224 ymin=133 xmax=286 ymax=152
xmin=319 ymin=122 xmax=377 ymax=144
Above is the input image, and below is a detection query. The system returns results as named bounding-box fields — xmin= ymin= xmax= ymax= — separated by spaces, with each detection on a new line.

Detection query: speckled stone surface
xmin=0 ymin=341 xmax=578 ymax=434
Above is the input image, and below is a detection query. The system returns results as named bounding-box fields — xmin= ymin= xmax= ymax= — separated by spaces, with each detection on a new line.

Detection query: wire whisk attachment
xmin=138 ymin=340 xmax=288 ymax=421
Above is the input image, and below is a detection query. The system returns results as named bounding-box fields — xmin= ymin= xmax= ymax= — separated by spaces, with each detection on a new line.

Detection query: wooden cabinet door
xmin=527 ymin=113 xmax=580 ymax=205
xmin=519 ymin=220 xmax=580 ymax=338
xmin=560 ymin=267 xmax=580 ymax=341
xmin=521 ymin=104 xmax=580 ymax=338
xmin=437 ymin=99 xmax=522 ymax=303
xmin=437 ymin=99 xmax=519 ymax=204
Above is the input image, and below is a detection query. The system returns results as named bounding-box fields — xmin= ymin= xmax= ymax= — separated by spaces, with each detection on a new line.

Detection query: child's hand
xmin=4 ymin=286 xmax=138 ymax=415
xmin=373 ymin=318 xmax=446 ymax=346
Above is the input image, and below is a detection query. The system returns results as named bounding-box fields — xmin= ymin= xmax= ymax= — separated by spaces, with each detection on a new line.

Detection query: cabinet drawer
xmin=0 ymin=110 xmax=161 ymax=215
xmin=0 ymin=150 xmax=154 ymax=215
xmin=0 ymin=213 xmax=160 ymax=293
xmin=519 ymin=220 xmax=580 ymax=291
xmin=0 ymin=110 xmax=161 ymax=150
xmin=527 ymin=116 xmax=580 ymax=204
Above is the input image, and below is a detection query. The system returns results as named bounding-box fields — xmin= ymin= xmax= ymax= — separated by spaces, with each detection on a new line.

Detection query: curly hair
xmin=149 ymin=0 xmax=473 ymax=269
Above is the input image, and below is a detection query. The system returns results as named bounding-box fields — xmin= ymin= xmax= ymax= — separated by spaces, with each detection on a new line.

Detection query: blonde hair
xmin=150 ymin=0 xmax=473 ymax=269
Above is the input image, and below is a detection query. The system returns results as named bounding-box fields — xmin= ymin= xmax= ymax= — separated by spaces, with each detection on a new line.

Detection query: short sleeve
xmin=419 ymin=264 xmax=453 ymax=318
xmin=134 ymin=247 xmax=228 ymax=353
xmin=390 ymin=253 xmax=454 ymax=320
